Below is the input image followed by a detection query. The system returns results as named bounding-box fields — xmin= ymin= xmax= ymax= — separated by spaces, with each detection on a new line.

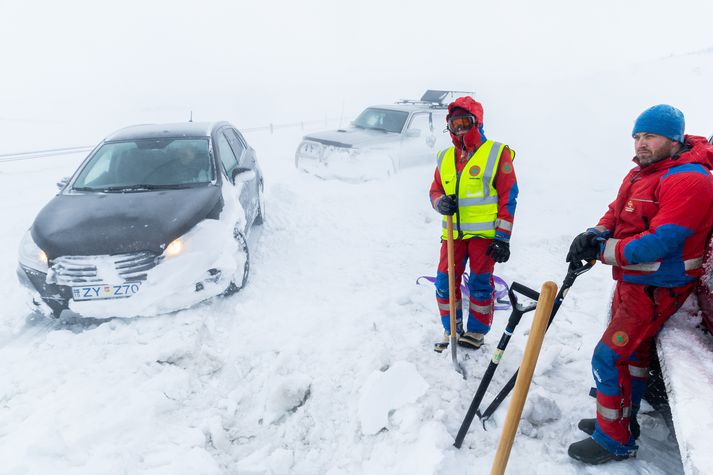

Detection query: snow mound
xmin=657 ymin=308 xmax=713 ymax=475
xmin=358 ymin=361 xmax=428 ymax=435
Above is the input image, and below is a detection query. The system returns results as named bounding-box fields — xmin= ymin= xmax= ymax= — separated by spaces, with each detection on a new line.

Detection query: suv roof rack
xmin=395 ymin=90 xmax=475 ymax=109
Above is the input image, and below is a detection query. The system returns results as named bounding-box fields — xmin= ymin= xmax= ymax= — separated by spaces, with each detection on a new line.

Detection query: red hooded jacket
xmin=596 ymin=135 xmax=713 ymax=287
xmin=429 ymin=96 xmax=518 ymax=241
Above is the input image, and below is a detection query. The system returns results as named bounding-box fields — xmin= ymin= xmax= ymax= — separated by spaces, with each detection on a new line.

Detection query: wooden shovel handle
xmin=490 ymin=281 xmax=558 ymax=475
xmin=446 ymin=215 xmax=457 ymax=338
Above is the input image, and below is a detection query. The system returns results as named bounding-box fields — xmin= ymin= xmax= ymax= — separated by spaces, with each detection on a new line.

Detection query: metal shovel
xmin=446 ymin=215 xmax=467 ymax=379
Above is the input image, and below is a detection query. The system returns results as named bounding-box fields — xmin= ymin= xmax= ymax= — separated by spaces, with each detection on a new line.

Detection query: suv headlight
xmin=18 ymin=229 xmax=49 ymax=272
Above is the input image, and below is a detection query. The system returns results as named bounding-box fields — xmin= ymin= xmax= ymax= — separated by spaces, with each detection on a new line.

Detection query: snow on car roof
xmin=105 ymin=122 xmax=227 ymax=141
xmin=365 ymin=104 xmax=447 ymax=113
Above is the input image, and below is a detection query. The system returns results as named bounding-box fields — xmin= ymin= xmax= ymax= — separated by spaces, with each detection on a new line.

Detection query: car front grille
xmin=49 ymin=252 xmax=162 ymax=286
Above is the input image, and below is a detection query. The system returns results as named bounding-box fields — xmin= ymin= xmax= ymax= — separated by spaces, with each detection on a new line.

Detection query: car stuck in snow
xmin=17 ymin=121 xmax=264 ymax=318
xmin=294 ymin=90 xmax=467 ymax=180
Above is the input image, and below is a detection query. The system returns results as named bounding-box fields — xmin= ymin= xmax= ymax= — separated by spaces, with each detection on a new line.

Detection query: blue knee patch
xmin=468 ymin=273 xmax=493 ymax=301
xmin=435 ymin=272 xmax=449 ymax=299
xmin=592 ymin=342 xmax=621 ymax=396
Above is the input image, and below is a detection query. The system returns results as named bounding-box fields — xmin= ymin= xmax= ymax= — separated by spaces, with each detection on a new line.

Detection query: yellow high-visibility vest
xmin=438 ymin=140 xmax=507 ymax=240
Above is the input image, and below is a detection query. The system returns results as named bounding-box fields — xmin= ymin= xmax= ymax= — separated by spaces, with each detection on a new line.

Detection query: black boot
xmin=568 ymin=437 xmax=633 ymax=464
xmin=458 ymin=332 xmax=484 ymax=349
xmin=577 ymin=418 xmax=596 ymax=436
xmin=577 ymin=417 xmax=640 ymax=439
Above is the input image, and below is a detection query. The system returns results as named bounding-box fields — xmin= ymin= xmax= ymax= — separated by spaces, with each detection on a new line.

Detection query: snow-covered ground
xmin=1 ymin=51 xmax=712 ymax=474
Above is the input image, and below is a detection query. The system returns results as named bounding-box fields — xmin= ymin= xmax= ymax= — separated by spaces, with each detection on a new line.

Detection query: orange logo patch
xmin=501 ymin=163 xmax=513 ymax=174
xmin=612 ymin=331 xmax=629 ymax=347
xmin=469 ymin=165 xmax=481 ymax=177
xmin=624 ymin=200 xmax=635 ymax=212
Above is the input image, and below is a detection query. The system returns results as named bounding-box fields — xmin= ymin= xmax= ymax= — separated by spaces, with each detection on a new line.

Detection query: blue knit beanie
xmin=632 ymin=104 xmax=685 ymax=142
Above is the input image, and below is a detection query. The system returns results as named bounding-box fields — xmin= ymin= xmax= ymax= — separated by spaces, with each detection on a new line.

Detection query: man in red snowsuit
xmin=567 ymin=105 xmax=713 ymax=464
xmin=430 ymin=96 xmax=518 ymax=352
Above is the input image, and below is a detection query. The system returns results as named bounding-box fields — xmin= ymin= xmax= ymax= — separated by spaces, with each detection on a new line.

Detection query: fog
xmin=1 ymin=0 xmax=712 ymax=151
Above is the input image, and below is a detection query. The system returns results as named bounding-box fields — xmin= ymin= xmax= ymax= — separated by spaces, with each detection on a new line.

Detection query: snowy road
xmin=0 ymin=124 xmax=685 ymax=474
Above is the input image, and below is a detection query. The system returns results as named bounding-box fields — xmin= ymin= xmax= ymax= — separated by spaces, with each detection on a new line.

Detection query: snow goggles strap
xmin=447 ymin=115 xmax=477 ymax=134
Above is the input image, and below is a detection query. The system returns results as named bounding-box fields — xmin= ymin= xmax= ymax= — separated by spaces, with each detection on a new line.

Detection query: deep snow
xmin=1 ymin=51 xmax=712 ymax=474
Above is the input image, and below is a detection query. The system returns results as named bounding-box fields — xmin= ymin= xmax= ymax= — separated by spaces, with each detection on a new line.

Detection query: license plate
xmin=72 ymin=282 xmax=142 ymax=301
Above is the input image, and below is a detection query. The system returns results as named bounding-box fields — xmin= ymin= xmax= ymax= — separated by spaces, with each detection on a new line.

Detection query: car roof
xmin=104 ymin=121 xmax=231 ymax=142
xmin=364 ymin=104 xmax=447 ymax=113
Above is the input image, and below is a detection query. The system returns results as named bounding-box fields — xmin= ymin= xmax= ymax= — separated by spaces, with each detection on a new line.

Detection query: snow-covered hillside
xmin=1 ymin=50 xmax=712 ymax=474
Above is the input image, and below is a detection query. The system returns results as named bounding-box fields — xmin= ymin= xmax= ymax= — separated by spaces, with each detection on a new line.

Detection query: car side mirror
xmin=404 ymin=129 xmax=421 ymax=138
xmin=56 ymin=177 xmax=70 ymax=190
xmin=232 ymin=167 xmax=256 ymax=183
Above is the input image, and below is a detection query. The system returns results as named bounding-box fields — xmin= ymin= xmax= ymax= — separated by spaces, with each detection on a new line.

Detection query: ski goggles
xmin=447 ymin=114 xmax=477 ymax=135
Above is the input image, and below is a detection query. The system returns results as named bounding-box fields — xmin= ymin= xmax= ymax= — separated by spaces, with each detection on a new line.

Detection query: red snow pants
xmin=435 ymin=237 xmax=495 ymax=334
xmin=591 ymin=280 xmax=695 ymax=454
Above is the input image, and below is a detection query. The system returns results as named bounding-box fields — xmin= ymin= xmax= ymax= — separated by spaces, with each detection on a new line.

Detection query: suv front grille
xmin=49 ymin=252 xmax=162 ymax=286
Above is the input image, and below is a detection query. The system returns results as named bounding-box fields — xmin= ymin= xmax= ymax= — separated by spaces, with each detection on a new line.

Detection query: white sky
xmin=1 ymin=0 xmax=712 ymax=149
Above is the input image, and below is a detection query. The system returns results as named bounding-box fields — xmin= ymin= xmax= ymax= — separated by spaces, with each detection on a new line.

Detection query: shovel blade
xmin=451 ymin=336 xmax=466 ymax=379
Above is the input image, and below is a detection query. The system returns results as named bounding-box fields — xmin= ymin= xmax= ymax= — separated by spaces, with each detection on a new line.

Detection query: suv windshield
xmin=72 ymin=138 xmax=214 ymax=191
xmin=353 ymin=108 xmax=408 ymax=133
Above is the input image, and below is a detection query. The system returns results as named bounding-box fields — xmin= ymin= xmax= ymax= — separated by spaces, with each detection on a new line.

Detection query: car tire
xmin=383 ymin=155 xmax=397 ymax=178
xmin=223 ymin=229 xmax=250 ymax=296
xmin=254 ymin=181 xmax=265 ymax=225
xmin=33 ymin=297 xmax=64 ymax=319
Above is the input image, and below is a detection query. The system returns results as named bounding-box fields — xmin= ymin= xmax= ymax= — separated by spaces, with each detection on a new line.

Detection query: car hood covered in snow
xmin=302 ymin=127 xmax=401 ymax=149
xmin=32 ymin=186 xmax=222 ymax=258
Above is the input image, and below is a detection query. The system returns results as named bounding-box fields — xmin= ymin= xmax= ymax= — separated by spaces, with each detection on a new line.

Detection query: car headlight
xmin=164 ymin=238 xmax=185 ymax=257
xmin=298 ymin=141 xmax=323 ymax=158
xmin=18 ymin=229 xmax=49 ymax=272
xmin=161 ymin=221 xmax=221 ymax=259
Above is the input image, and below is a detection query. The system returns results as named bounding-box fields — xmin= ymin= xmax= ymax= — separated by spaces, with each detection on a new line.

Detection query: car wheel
xmin=33 ymin=297 xmax=64 ymax=319
xmin=223 ymin=229 xmax=250 ymax=296
xmin=383 ymin=155 xmax=397 ymax=178
xmin=254 ymin=181 xmax=265 ymax=225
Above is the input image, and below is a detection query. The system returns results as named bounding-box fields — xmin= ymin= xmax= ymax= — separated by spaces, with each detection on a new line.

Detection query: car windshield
xmin=353 ymin=108 xmax=409 ymax=133
xmin=72 ymin=138 xmax=214 ymax=191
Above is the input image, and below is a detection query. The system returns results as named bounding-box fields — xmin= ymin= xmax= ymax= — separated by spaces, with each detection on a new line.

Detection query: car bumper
xmin=296 ymin=153 xmax=390 ymax=181
xmin=17 ymin=233 xmax=244 ymax=319
xmin=17 ymin=264 xmax=71 ymax=317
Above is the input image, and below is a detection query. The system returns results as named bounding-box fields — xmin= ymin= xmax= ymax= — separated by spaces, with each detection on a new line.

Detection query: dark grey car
xmin=17 ymin=121 xmax=264 ymax=318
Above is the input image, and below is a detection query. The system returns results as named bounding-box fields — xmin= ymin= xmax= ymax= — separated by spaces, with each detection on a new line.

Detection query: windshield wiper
xmin=368 ymin=127 xmax=390 ymax=133
xmin=98 ymin=183 xmax=201 ymax=192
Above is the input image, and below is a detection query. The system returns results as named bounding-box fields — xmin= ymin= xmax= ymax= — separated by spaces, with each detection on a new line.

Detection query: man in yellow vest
xmin=430 ymin=96 xmax=519 ymax=352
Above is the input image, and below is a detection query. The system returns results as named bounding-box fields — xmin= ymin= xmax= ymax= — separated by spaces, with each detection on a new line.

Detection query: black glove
xmin=566 ymin=232 xmax=600 ymax=263
xmin=435 ymin=195 xmax=457 ymax=215
xmin=486 ymin=239 xmax=510 ymax=263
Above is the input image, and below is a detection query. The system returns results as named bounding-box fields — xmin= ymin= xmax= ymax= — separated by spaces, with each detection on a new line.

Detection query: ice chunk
xmin=358 ymin=361 xmax=428 ymax=435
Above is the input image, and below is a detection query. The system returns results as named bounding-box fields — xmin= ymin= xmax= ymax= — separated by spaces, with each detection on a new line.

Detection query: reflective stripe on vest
xmin=438 ymin=141 xmax=505 ymax=240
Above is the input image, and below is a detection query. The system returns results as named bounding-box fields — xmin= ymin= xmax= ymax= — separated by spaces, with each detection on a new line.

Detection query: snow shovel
xmin=453 ymin=281 xmax=540 ymax=448
xmin=446 ymin=215 xmax=466 ymax=379
xmin=476 ymin=259 xmax=595 ymax=425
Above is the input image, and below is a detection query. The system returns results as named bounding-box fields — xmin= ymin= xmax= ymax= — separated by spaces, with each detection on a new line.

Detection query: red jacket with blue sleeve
xmin=593 ymin=135 xmax=713 ymax=287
